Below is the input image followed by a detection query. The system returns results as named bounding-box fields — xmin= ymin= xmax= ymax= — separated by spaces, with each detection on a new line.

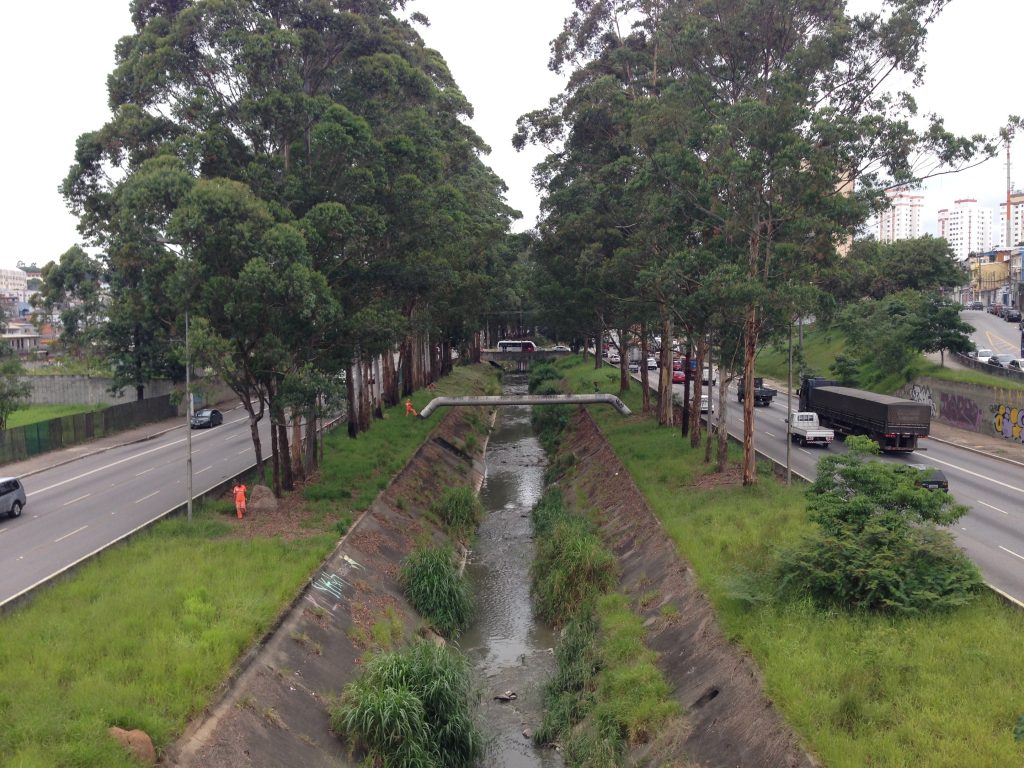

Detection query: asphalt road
xmin=0 ymin=403 xmax=271 ymax=607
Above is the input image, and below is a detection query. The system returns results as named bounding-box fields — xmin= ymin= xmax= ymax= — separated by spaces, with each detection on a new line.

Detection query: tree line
xmin=513 ymin=0 xmax=1014 ymax=483
xmin=43 ymin=0 xmax=528 ymax=496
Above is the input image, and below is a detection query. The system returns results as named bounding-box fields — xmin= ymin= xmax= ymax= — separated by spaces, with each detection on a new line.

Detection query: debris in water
xmin=522 ymin=727 xmax=532 ymax=739
xmin=494 ymin=690 xmax=518 ymax=702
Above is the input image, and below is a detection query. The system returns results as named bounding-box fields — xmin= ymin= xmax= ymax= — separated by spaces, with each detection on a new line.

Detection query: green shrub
xmin=530 ymin=494 xmax=618 ymax=625
xmin=431 ymin=487 xmax=483 ymax=539
xmin=534 ymin=608 xmax=601 ymax=745
xmin=777 ymin=445 xmax=983 ymax=613
xmin=331 ymin=641 xmax=484 ymax=768
xmin=529 ymin=362 xmax=563 ymax=393
xmin=400 ymin=545 xmax=473 ymax=638
xmin=532 ymin=381 xmax=573 ymax=454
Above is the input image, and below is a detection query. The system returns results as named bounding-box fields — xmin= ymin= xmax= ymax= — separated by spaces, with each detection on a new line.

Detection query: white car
xmin=973 ymin=348 xmax=994 ymax=364
xmin=646 ymin=357 xmax=658 ymax=369
xmin=609 ymin=353 xmax=621 ymax=364
xmin=628 ymin=361 xmax=640 ymax=373
xmin=551 ymin=344 xmax=570 ymax=352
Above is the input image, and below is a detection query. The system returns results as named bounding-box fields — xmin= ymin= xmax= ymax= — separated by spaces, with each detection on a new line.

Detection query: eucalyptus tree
xmin=62 ymin=0 xmax=513 ymax=487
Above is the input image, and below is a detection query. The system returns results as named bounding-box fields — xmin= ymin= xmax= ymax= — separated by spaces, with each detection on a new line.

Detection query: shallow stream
xmin=460 ymin=375 xmax=563 ymax=767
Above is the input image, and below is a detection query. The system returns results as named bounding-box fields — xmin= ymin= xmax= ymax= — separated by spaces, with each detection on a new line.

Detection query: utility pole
xmin=185 ymin=309 xmax=193 ymax=523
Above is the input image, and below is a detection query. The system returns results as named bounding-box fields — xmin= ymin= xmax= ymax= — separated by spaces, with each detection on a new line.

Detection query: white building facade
xmin=0 ymin=268 xmax=28 ymax=302
xmin=875 ymin=188 xmax=923 ymax=243
xmin=996 ymin=191 xmax=1024 ymax=248
xmin=937 ymin=198 xmax=994 ymax=260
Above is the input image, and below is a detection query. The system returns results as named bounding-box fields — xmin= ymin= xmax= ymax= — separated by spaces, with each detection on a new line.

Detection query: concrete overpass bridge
xmin=479 ymin=348 xmax=573 ymax=371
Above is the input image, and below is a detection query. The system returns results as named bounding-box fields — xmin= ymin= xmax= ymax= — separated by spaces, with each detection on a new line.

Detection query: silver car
xmin=0 ymin=477 xmax=26 ymax=518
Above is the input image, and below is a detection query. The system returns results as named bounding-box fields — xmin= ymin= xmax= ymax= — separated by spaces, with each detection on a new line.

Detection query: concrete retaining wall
xmin=897 ymin=376 xmax=1024 ymax=445
xmin=23 ymin=376 xmax=176 ymax=405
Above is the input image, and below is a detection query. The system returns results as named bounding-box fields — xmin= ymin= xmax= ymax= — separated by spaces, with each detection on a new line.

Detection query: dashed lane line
xmin=55 ymin=525 xmax=88 ymax=543
xmin=978 ymin=500 xmax=1010 ymax=515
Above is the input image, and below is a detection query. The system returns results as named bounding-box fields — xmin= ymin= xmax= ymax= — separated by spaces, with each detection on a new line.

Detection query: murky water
xmin=461 ymin=376 xmax=563 ymax=768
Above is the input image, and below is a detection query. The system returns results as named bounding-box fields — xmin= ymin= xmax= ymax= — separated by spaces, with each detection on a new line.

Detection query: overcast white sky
xmin=0 ymin=0 xmax=1018 ymax=271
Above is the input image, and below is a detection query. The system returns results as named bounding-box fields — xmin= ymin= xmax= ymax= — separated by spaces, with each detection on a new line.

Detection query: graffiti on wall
xmin=939 ymin=392 xmax=983 ymax=432
xmin=903 ymin=383 xmax=937 ymax=418
xmin=993 ymin=403 xmax=1024 ymax=443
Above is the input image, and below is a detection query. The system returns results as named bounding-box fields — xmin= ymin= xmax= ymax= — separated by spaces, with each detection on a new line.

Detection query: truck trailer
xmin=798 ymin=377 xmax=930 ymax=453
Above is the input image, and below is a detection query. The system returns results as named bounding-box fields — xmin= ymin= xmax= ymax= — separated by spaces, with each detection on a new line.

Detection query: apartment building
xmin=937 ymin=198 xmax=994 ymax=260
xmin=875 ymin=187 xmax=924 ymax=243
xmin=996 ymin=191 xmax=1024 ymax=248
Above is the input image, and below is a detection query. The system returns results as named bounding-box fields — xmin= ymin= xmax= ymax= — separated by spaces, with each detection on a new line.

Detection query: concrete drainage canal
xmin=462 ymin=374 xmax=563 ymax=767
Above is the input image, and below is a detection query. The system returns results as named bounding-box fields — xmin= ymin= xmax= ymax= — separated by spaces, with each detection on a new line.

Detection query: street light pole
xmin=185 ymin=308 xmax=193 ymax=523
xmin=786 ymin=319 xmax=793 ymax=486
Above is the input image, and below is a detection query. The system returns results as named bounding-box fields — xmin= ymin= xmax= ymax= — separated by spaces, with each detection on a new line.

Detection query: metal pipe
xmin=418 ymin=394 xmax=632 ymax=419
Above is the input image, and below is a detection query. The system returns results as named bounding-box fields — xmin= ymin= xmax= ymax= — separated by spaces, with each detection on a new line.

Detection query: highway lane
xmin=648 ymin=371 xmax=1024 ymax=605
xmin=0 ymin=403 xmax=272 ymax=606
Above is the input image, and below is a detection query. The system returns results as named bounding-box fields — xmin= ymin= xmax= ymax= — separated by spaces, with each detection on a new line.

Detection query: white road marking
xmin=799 ymin=448 xmax=812 ymax=455
xmin=195 ymin=465 xmax=212 ymax=475
xmin=764 ymin=431 xmax=776 ymax=438
xmin=978 ymin=500 xmax=1009 ymax=515
xmin=55 ymin=525 xmax=88 ymax=543
xmin=999 ymin=545 xmax=1024 ymax=563
xmin=926 ymin=455 xmax=1024 ymax=495
xmin=134 ymin=491 xmax=160 ymax=504
xmin=135 ymin=467 xmax=154 ymax=477
xmin=63 ymin=494 xmax=90 ymax=507
xmin=237 ymin=447 xmax=252 ymax=455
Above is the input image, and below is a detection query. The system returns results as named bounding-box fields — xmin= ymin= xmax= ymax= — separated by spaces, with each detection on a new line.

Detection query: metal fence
xmin=0 ymin=395 xmax=178 ymax=465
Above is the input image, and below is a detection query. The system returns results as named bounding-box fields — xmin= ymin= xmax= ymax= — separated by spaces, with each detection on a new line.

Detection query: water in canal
xmin=461 ymin=376 xmax=563 ymax=767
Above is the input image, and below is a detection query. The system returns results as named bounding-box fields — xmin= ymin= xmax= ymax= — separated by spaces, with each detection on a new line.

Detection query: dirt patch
xmin=559 ymin=409 xmax=817 ymax=768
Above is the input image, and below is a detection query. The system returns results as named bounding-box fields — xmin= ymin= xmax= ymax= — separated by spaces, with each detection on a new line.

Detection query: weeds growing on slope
xmin=431 ymin=486 xmax=484 ymax=540
xmin=401 ymin=545 xmax=473 ymax=638
xmin=331 ymin=641 xmax=484 ymax=768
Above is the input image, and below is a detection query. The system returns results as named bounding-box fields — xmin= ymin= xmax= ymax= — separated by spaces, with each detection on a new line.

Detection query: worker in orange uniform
xmin=405 ymin=398 xmax=418 ymax=416
xmin=233 ymin=481 xmax=247 ymax=519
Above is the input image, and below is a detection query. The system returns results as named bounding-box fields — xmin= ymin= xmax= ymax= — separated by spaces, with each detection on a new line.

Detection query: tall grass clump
xmin=530 ymin=491 xmax=619 ymax=625
xmin=331 ymin=641 xmax=484 ymax=768
xmin=400 ymin=545 xmax=473 ymax=638
xmin=431 ymin=487 xmax=483 ymax=540
xmin=528 ymin=361 xmax=563 ymax=392
xmin=534 ymin=595 xmax=681 ymax=762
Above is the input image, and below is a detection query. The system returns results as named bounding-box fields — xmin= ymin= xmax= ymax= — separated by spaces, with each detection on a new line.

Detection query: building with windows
xmin=937 ymin=198 xmax=994 ymax=260
xmin=875 ymin=188 xmax=923 ymax=243
xmin=996 ymin=191 xmax=1024 ymax=249
xmin=0 ymin=268 xmax=27 ymax=302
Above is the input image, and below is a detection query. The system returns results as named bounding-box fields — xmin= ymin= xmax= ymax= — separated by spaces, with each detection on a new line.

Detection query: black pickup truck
xmin=736 ymin=376 xmax=777 ymax=407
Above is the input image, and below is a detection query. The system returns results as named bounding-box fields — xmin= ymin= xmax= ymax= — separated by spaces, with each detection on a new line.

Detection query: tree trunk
xmin=347 ymin=362 xmax=358 ymax=439
xmin=291 ymin=410 xmax=305 ymax=481
xmin=690 ymin=339 xmax=705 ymax=448
xmin=658 ymin=313 xmax=673 ymax=426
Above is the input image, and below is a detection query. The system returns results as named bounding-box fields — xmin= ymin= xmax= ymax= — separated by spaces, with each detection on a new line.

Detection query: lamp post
xmin=185 ymin=308 xmax=193 ymax=523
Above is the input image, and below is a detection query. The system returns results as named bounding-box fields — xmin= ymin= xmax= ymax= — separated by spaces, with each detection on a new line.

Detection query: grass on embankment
xmin=559 ymin=354 xmax=1024 ymax=768
xmin=0 ymin=363 xmax=499 ymax=768
xmin=5 ymin=403 xmax=104 ymax=428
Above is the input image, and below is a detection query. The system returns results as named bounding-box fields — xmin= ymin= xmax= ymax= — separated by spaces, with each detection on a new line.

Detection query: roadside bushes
xmin=777 ymin=436 xmax=982 ymax=613
xmin=331 ymin=641 xmax=484 ymax=768
xmin=400 ymin=545 xmax=473 ymax=638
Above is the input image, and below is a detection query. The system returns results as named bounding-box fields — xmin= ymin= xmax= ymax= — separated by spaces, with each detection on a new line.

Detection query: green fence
xmin=0 ymin=395 xmax=178 ymax=465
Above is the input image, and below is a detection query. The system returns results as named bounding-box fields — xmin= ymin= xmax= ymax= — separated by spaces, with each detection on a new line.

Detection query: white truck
xmin=787 ymin=411 xmax=834 ymax=448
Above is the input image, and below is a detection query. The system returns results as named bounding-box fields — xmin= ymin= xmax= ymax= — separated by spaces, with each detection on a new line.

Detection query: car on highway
xmin=972 ymin=348 xmax=995 ymax=364
xmin=551 ymin=344 xmax=571 ymax=352
xmin=646 ymin=357 xmax=658 ymax=369
xmin=988 ymin=304 xmax=1004 ymax=315
xmin=1007 ymin=359 xmax=1024 ymax=372
xmin=987 ymin=353 xmax=1016 ymax=369
xmin=1005 ymin=308 xmax=1022 ymax=322
xmin=672 ymin=370 xmax=686 ymax=384
xmin=628 ymin=361 xmax=640 ymax=373
xmin=0 ymin=477 xmax=26 ymax=518
xmin=672 ymin=359 xmax=684 ymax=371
xmin=609 ymin=353 xmax=621 ymax=364
xmin=190 ymin=408 xmax=224 ymax=429
xmin=967 ymin=300 xmax=984 ymax=310
xmin=907 ymin=464 xmax=949 ymax=492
